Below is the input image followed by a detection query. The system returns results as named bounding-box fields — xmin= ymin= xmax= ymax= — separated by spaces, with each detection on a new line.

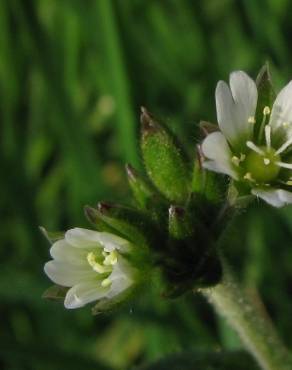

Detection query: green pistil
xmin=244 ymin=147 xmax=280 ymax=183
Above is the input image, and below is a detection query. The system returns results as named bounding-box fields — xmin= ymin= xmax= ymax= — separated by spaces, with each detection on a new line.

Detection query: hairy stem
xmin=202 ymin=259 xmax=292 ymax=370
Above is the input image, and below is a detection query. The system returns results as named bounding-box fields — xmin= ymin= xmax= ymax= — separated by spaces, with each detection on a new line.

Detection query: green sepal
xmin=84 ymin=205 xmax=119 ymax=234
xmin=168 ymin=205 xmax=193 ymax=240
xmin=255 ymin=62 xmax=276 ymax=140
xmin=140 ymin=107 xmax=191 ymax=204
xmin=42 ymin=284 xmax=68 ymax=300
xmin=91 ymin=285 xmax=137 ymax=315
xmin=125 ymin=164 xmax=168 ymax=223
xmin=39 ymin=226 xmax=64 ymax=244
xmin=126 ymin=163 xmax=157 ymax=209
xmin=85 ymin=202 xmax=163 ymax=253
xmin=192 ymin=147 xmax=227 ymax=204
xmin=199 ymin=120 xmax=219 ymax=136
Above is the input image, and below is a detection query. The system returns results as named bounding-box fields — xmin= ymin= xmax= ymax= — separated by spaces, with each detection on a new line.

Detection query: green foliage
xmin=136 ymin=350 xmax=260 ymax=370
xmin=2 ymin=0 xmax=292 ymax=369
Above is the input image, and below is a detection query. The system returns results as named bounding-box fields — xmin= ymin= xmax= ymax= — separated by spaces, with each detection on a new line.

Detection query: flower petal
xmin=216 ymin=71 xmax=257 ymax=149
xmin=269 ymin=81 xmax=292 ymax=139
xmin=65 ymin=228 xmax=130 ymax=252
xmin=44 ymin=261 xmax=95 ymax=287
xmin=201 ymin=131 xmax=238 ymax=179
xmin=107 ymin=258 xmax=133 ymax=299
xmin=64 ymin=281 xmax=107 ymax=309
xmin=50 ymin=239 xmax=88 ymax=265
xmin=252 ymin=188 xmax=292 ymax=207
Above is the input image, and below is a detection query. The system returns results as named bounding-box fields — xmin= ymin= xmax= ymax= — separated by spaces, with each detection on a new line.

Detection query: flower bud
xmin=140 ymin=107 xmax=191 ymax=204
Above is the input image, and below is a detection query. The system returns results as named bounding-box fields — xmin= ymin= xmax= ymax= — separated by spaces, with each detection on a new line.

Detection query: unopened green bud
xmin=140 ymin=107 xmax=191 ymax=204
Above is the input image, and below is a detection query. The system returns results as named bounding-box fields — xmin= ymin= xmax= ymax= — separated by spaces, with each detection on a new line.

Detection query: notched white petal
xmin=216 ymin=71 xmax=257 ymax=148
xmin=106 ymin=258 xmax=133 ymax=299
xmin=44 ymin=261 xmax=96 ymax=287
xmin=201 ymin=132 xmax=238 ymax=179
xmin=252 ymin=188 xmax=292 ymax=208
xmin=65 ymin=228 xmax=130 ymax=252
xmin=50 ymin=239 xmax=88 ymax=265
xmin=269 ymin=81 xmax=292 ymax=136
xmin=64 ymin=282 xmax=107 ymax=309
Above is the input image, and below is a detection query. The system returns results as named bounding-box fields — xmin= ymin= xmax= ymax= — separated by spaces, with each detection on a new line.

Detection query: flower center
xmin=87 ymin=250 xmax=118 ymax=287
xmin=244 ymin=146 xmax=281 ymax=183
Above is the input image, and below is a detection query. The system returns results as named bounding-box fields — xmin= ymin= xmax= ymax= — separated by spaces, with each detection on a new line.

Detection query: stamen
xmin=101 ymin=278 xmax=112 ymax=288
xmin=258 ymin=106 xmax=270 ymax=142
xmin=282 ymin=122 xmax=289 ymax=128
xmin=246 ymin=141 xmax=265 ymax=155
xmin=248 ymin=116 xmax=256 ymax=124
xmin=265 ymin=125 xmax=271 ymax=150
xmin=103 ymin=250 xmax=118 ymax=266
xmin=275 ymin=137 xmax=292 ymax=155
xmin=275 ymin=161 xmax=292 ymax=170
xmin=231 ymin=156 xmax=240 ymax=166
xmin=286 ymin=181 xmax=292 ymax=186
xmin=87 ymin=252 xmax=112 ymax=274
xmin=263 ymin=158 xmax=270 ymax=165
xmin=244 ymin=172 xmax=255 ymax=182
xmin=240 ymin=154 xmax=246 ymax=161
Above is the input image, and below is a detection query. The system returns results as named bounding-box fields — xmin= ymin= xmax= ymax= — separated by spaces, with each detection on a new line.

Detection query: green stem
xmin=202 ymin=259 xmax=292 ymax=370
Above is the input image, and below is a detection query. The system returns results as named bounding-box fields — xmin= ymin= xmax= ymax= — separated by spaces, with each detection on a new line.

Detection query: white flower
xmin=201 ymin=70 xmax=292 ymax=207
xmin=44 ymin=228 xmax=136 ymax=309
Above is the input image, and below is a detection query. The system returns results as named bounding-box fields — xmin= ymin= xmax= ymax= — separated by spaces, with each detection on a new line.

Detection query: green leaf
xmin=140 ymin=107 xmax=191 ymax=204
xmin=42 ymin=284 xmax=68 ymax=301
xmin=136 ymin=350 xmax=260 ymax=370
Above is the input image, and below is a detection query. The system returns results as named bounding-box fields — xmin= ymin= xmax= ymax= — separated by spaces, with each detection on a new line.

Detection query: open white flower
xmin=44 ymin=228 xmax=136 ymax=309
xmin=201 ymin=70 xmax=292 ymax=207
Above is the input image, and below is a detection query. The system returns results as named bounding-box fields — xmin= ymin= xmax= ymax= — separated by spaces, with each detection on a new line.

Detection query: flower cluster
xmin=44 ymin=228 xmax=136 ymax=309
xmin=202 ymin=71 xmax=292 ymax=207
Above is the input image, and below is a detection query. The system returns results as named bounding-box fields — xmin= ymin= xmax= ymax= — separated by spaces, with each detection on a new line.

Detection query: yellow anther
xmin=240 ymin=153 xmax=246 ymax=161
xmin=103 ymin=250 xmax=118 ymax=266
xmin=263 ymin=106 xmax=270 ymax=115
xmin=101 ymin=278 xmax=112 ymax=288
xmin=232 ymin=156 xmax=240 ymax=166
xmin=263 ymin=158 xmax=270 ymax=165
xmin=248 ymin=116 xmax=256 ymax=124
xmin=282 ymin=122 xmax=289 ymax=128
xmin=244 ymin=172 xmax=255 ymax=182
xmin=87 ymin=252 xmax=111 ymax=274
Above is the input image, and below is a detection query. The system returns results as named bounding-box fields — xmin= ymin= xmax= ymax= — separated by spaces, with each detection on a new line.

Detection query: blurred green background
xmin=1 ymin=0 xmax=292 ymax=369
